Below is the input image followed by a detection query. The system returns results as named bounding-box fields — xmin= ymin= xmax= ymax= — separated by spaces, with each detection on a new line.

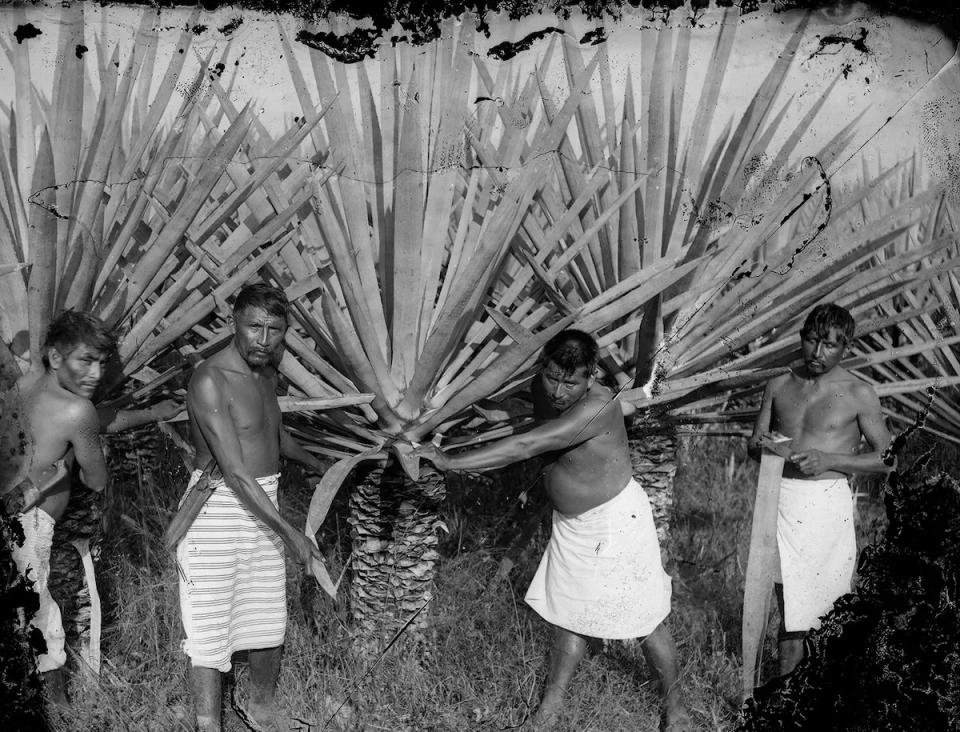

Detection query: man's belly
xmin=545 ymin=468 xmax=632 ymax=516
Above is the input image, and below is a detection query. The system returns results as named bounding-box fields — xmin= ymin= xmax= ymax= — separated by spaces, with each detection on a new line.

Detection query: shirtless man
xmin=180 ymin=283 xmax=325 ymax=732
xmin=417 ymin=330 xmax=690 ymax=731
xmin=748 ymin=303 xmax=893 ymax=676
xmin=5 ymin=311 xmax=115 ymax=705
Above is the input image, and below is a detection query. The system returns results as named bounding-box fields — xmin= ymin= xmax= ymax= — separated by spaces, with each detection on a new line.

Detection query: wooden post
xmin=742 ymin=437 xmax=792 ymax=699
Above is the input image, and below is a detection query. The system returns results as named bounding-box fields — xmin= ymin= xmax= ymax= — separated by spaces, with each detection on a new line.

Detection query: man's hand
xmin=289 ymin=533 xmax=323 ymax=567
xmin=750 ymin=432 xmax=793 ymax=459
xmin=151 ymin=398 xmax=184 ymax=422
xmin=788 ymin=449 xmax=832 ymax=476
xmin=413 ymin=444 xmax=451 ymax=471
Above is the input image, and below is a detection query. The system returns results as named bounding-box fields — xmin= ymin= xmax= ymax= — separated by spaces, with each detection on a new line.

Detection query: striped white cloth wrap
xmin=12 ymin=508 xmax=66 ymax=672
xmin=775 ymin=476 xmax=856 ymax=632
xmin=525 ymin=478 xmax=672 ymax=639
xmin=177 ymin=470 xmax=286 ymax=671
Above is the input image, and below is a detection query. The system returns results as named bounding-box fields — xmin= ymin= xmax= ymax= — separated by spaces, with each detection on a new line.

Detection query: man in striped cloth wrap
xmin=748 ymin=303 xmax=894 ymax=678
xmin=417 ymin=330 xmax=691 ymax=731
xmin=180 ymin=283 xmax=326 ymax=732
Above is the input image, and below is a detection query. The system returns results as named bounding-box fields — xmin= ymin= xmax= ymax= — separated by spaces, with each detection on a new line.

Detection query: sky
xmin=0 ymin=1 xmax=957 ymax=197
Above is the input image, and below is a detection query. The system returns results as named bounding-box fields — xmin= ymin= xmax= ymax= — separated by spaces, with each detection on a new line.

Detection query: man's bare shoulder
xmin=576 ymin=384 xmax=620 ymax=420
xmin=35 ymin=388 xmax=98 ymax=431
xmin=844 ymin=371 xmax=881 ymax=401
xmin=766 ymin=372 xmax=794 ymax=393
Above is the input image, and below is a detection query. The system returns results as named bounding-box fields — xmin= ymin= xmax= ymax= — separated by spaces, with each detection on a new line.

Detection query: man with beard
xmin=417 ymin=329 xmax=690 ymax=731
xmin=748 ymin=303 xmax=893 ymax=677
xmin=179 ymin=283 xmax=325 ymax=732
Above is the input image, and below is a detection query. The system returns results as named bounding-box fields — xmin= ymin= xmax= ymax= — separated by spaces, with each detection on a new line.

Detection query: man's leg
xmin=775 ymin=583 xmax=805 ymax=676
xmin=41 ymin=669 xmax=68 ymax=707
xmin=245 ymin=645 xmax=283 ymax=729
xmin=532 ymin=626 xmax=588 ymax=727
xmin=189 ymin=665 xmax=222 ymax=732
xmin=639 ymin=623 xmax=690 ymax=731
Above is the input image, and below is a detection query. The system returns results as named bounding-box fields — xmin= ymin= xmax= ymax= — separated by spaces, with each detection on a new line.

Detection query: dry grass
xmin=42 ymin=426 xmax=936 ymax=731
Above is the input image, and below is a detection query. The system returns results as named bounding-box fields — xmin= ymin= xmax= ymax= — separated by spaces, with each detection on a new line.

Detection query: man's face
xmin=540 ymin=360 xmax=594 ymax=412
xmin=233 ymin=306 xmax=287 ymax=369
xmin=800 ymin=326 xmax=847 ymax=376
xmin=51 ymin=343 xmax=108 ymax=399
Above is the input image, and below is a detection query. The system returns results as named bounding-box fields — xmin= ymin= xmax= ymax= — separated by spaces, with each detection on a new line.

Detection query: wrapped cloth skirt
xmin=525 ymin=478 xmax=672 ymax=639
xmin=177 ymin=471 xmax=286 ymax=671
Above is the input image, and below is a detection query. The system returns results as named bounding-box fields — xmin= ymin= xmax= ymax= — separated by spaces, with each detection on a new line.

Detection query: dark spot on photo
xmin=14 ymin=23 xmax=42 ymax=44
xmin=219 ymin=17 xmax=243 ymax=37
xmin=489 ymin=27 xmax=565 ymax=61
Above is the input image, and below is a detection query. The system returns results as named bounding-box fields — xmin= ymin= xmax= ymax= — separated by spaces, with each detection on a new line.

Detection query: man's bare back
xmin=14 ymin=360 xmax=108 ymax=521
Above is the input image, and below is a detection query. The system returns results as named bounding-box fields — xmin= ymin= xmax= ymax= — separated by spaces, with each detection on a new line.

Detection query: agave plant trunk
xmin=347 ymin=459 xmax=446 ymax=650
xmin=627 ymin=414 xmax=677 ymax=544
xmin=48 ymin=425 xmax=165 ymax=663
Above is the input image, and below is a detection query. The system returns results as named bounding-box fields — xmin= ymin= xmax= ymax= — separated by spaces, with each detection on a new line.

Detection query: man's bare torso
xmin=537 ymin=383 xmax=633 ymax=516
xmin=189 ymin=347 xmax=282 ymax=478
xmin=769 ymin=368 xmax=866 ymax=480
xmin=15 ymin=372 xmax=89 ymax=520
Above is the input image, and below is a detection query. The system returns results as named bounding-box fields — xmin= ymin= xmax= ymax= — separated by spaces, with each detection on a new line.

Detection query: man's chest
xmin=774 ymin=386 xmax=858 ymax=432
xmin=223 ymin=377 xmax=280 ymax=433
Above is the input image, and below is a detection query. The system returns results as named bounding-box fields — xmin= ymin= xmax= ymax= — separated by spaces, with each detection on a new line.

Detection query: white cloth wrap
xmin=775 ymin=476 xmax=856 ymax=632
xmin=525 ymin=478 xmax=672 ymax=639
xmin=177 ymin=471 xmax=286 ymax=671
xmin=12 ymin=508 xmax=67 ymax=672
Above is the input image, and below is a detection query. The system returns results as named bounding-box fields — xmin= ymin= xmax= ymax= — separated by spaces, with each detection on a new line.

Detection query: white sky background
xmin=0 ymin=1 xmax=957 ymax=196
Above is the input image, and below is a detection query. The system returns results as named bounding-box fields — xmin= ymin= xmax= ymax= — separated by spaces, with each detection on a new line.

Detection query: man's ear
xmin=47 ymin=347 xmax=64 ymax=370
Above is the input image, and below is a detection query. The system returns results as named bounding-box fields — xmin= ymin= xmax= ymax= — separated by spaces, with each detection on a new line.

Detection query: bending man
xmin=417 ymin=329 xmax=690 ymax=731
xmin=180 ymin=283 xmax=326 ymax=732
xmin=748 ymin=303 xmax=893 ymax=677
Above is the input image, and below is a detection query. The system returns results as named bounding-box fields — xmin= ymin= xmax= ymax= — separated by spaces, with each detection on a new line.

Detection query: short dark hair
xmin=233 ymin=283 xmax=290 ymax=321
xmin=801 ymin=303 xmax=855 ymax=345
xmin=541 ymin=329 xmax=599 ymax=374
xmin=43 ymin=310 xmax=116 ymax=368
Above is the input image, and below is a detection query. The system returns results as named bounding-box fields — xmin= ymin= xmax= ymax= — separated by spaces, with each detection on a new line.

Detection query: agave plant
xmin=0 ymin=3 xmax=374 ymax=663
xmin=5 ymin=4 xmax=957 ymax=656
xmin=253 ymin=8 xmax=960 ymax=644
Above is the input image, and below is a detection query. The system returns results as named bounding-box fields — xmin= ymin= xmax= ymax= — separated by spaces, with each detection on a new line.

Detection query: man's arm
xmin=68 ymin=401 xmax=110 ymax=492
xmin=279 ymin=426 xmax=326 ymax=475
xmin=421 ymin=396 xmax=615 ymax=472
xmin=188 ymin=372 xmax=320 ymax=566
xmin=98 ymin=399 xmax=184 ymax=434
xmin=790 ymin=383 xmax=894 ymax=476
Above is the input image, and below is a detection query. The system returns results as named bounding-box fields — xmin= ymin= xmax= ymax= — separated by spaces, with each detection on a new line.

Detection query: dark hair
xmin=43 ymin=310 xmax=116 ymax=368
xmin=541 ymin=329 xmax=599 ymax=374
xmin=801 ymin=303 xmax=855 ymax=345
xmin=233 ymin=283 xmax=290 ymax=321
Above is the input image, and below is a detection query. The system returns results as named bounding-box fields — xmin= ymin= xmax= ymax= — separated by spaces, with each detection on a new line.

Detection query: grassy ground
xmin=39 ymin=427 xmax=920 ymax=732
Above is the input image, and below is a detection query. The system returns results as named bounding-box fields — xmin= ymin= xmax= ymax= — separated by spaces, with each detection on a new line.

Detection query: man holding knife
xmin=748 ymin=303 xmax=893 ymax=678
xmin=178 ymin=283 xmax=326 ymax=732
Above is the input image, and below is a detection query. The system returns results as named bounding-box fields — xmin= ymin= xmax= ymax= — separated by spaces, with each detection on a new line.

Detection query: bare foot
xmin=530 ymin=684 xmax=564 ymax=729
xmin=235 ymin=700 xmax=284 ymax=732
xmin=660 ymin=704 xmax=694 ymax=732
